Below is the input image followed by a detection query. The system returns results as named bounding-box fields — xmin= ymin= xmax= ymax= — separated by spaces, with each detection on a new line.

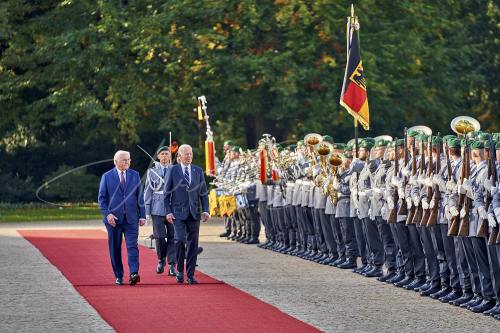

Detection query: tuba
xmin=326 ymin=153 xmax=343 ymax=203
xmin=450 ymin=116 xmax=480 ymax=138
xmin=304 ymin=133 xmax=323 ymax=178
xmin=315 ymin=141 xmax=333 ymax=187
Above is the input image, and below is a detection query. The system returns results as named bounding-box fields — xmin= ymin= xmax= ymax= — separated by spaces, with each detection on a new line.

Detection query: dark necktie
xmin=162 ymin=167 xmax=166 ymax=178
xmin=120 ymin=171 xmax=126 ymax=191
xmin=184 ymin=166 xmax=190 ymax=186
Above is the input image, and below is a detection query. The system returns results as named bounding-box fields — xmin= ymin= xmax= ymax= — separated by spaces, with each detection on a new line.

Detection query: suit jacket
xmin=164 ymin=164 xmax=209 ymax=221
xmin=98 ymin=168 xmax=146 ymax=225
xmin=144 ymin=163 xmax=171 ymax=216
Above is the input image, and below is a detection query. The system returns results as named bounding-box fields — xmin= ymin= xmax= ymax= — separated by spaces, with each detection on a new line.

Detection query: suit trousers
xmin=416 ymin=225 xmax=440 ymax=286
xmin=375 ymin=216 xmax=397 ymax=272
xmin=486 ymin=243 xmax=500 ymax=300
xmin=460 ymin=237 xmax=481 ymax=293
xmin=173 ymin=213 xmax=200 ymax=279
xmin=339 ymin=217 xmax=359 ymax=260
xmin=394 ymin=222 xmax=415 ymax=277
xmin=329 ymin=215 xmax=345 ymax=260
xmin=407 ymin=224 xmax=426 ymax=278
xmin=362 ymin=217 xmax=384 ymax=267
xmin=354 ymin=217 xmax=368 ymax=265
xmin=105 ymin=216 xmax=139 ymax=278
xmin=317 ymin=209 xmax=337 ymax=257
xmin=437 ymin=224 xmax=461 ymax=290
xmin=152 ymin=215 xmax=176 ymax=264
xmin=471 ymin=236 xmax=495 ymax=300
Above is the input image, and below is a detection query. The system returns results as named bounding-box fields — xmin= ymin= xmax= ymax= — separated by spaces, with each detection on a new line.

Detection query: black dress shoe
xmin=129 ymin=273 xmax=140 ymax=286
xmin=484 ymin=303 xmax=500 ymax=316
xmin=364 ymin=267 xmax=383 ymax=278
xmin=156 ymin=260 xmax=166 ymax=274
xmin=449 ymin=292 xmax=474 ymax=306
xmin=330 ymin=257 xmax=345 ymax=267
xmin=430 ymin=287 xmax=451 ymax=300
xmin=377 ymin=272 xmax=396 ymax=282
xmin=460 ymin=294 xmax=482 ymax=308
xmin=219 ymin=231 xmax=230 ymax=237
xmin=197 ymin=247 xmax=203 ymax=255
xmin=495 ymin=314 xmax=500 ymax=320
xmin=187 ymin=277 xmax=199 ymax=285
xmin=338 ymin=260 xmax=357 ymax=269
xmin=439 ymin=290 xmax=462 ymax=303
xmin=394 ymin=276 xmax=414 ymax=288
xmin=353 ymin=264 xmax=369 ymax=274
xmin=387 ymin=273 xmax=405 ymax=284
xmin=168 ymin=264 xmax=178 ymax=276
xmin=176 ymin=273 xmax=184 ymax=283
xmin=404 ymin=278 xmax=425 ymax=290
xmin=247 ymin=239 xmax=260 ymax=245
xmin=115 ymin=277 xmax=123 ymax=285
xmin=469 ymin=300 xmax=496 ymax=313
xmin=420 ymin=286 xmax=440 ymax=297
xmin=414 ymin=282 xmax=432 ymax=292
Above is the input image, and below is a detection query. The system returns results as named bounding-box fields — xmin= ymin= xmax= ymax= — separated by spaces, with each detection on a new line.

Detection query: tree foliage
xmin=0 ymin=0 xmax=498 ymax=202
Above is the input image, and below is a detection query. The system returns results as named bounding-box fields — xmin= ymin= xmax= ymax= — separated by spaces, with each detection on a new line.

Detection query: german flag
xmin=340 ymin=11 xmax=369 ymax=130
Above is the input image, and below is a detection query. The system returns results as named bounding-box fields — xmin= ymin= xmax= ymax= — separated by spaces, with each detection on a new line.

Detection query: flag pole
xmin=354 ymin=118 xmax=359 ymax=158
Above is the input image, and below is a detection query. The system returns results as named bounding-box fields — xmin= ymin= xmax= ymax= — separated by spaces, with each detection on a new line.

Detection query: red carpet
xmin=20 ymin=229 xmax=321 ymax=333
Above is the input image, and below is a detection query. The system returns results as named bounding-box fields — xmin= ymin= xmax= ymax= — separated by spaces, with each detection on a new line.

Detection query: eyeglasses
xmin=118 ymin=159 xmax=131 ymax=162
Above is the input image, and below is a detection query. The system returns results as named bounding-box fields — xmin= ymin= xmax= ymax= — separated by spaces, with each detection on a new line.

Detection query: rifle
xmin=426 ymin=133 xmax=441 ymax=227
xmin=411 ymin=138 xmax=425 ymax=225
xmin=457 ymin=137 xmax=471 ymax=237
xmin=406 ymin=136 xmax=417 ymax=225
xmin=478 ymin=139 xmax=495 ymax=238
xmin=448 ymin=141 xmax=465 ymax=236
xmin=388 ymin=137 xmax=399 ymax=223
xmin=398 ymin=128 xmax=409 ymax=216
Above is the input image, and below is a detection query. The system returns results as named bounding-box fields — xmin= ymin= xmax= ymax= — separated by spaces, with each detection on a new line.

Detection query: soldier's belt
xmin=154 ymin=191 xmax=164 ymax=195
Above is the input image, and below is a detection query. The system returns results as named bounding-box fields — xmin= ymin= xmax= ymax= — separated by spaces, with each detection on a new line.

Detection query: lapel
xmin=112 ymin=168 xmax=122 ymax=192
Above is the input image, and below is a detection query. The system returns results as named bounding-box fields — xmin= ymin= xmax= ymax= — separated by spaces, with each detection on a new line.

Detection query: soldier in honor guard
xmin=369 ymin=138 xmax=397 ymax=281
xmin=489 ymin=138 xmax=500 ymax=319
xmin=355 ymin=138 xmax=385 ymax=277
xmin=333 ymin=147 xmax=362 ymax=269
xmin=144 ymin=146 xmax=177 ymax=276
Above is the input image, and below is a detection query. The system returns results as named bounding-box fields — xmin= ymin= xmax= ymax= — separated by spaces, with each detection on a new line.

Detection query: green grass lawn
xmin=0 ymin=203 xmax=102 ymax=222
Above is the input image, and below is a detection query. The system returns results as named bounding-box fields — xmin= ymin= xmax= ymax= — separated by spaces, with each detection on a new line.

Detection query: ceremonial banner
xmin=340 ymin=6 xmax=369 ymax=130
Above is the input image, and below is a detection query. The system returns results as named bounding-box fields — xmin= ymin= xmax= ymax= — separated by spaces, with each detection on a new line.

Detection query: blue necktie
xmin=183 ymin=166 xmax=190 ymax=186
xmin=120 ymin=171 xmax=126 ymax=191
xmin=162 ymin=167 xmax=166 ymax=178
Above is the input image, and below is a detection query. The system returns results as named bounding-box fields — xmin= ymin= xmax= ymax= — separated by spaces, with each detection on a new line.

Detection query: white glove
xmin=424 ymin=178 xmax=433 ymax=188
xmin=391 ymin=176 xmax=400 ymax=187
xmin=445 ymin=205 xmax=451 ymax=221
xmin=364 ymin=189 xmax=373 ymax=197
xmin=429 ymin=199 xmax=435 ymax=209
xmin=406 ymin=198 xmax=412 ymax=209
xmin=398 ymin=187 xmax=405 ymax=199
xmin=449 ymin=206 xmax=459 ymax=217
xmin=432 ymin=175 xmax=441 ymax=185
xmin=488 ymin=213 xmax=497 ymax=228
xmin=373 ymin=187 xmax=381 ymax=194
xmin=478 ymin=206 xmax=488 ymax=220
xmin=438 ymin=179 xmax=447 ymax=192
xmin=457 ymin=184 xmax=467 ymax=194
xmin=401 ymin=167 xmax=410 ymax=177
xmin=412 ymin=196 xmax=420 ymax=206
xmin=446 ymin=180 xmax=456 ymax=192
xmin=459 ymin=207 xmax=466 ymax=218
xmin=422 ymin=199 xmax=429 ymax=210
xmin=495 ymin=207 xmax=500 ymax=222
xmin=461 ymin=179 xmax=472 ymax=194
xmin=484 ymin=178 xmax=493 ymax=192
xmin=368 ymin=208 xmax=372 ymax=217
xmin=358 ymin=191 xmax=366 ymax=197
xmin=387 ymin=199 xmax=395 ymax=210
xmin=409 ymin=176 xmax=417 ymax=186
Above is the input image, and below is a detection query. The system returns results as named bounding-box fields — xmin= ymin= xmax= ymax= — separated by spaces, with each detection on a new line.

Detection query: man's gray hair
xmin=114 ymin=150 xmax=130 ymax=161
xmin=178 ymin=144 xmax=192 ymax=155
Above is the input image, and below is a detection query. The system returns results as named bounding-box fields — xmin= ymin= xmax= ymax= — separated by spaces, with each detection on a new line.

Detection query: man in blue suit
xmin=164 ymin=144 xmax=210 ymax=284
xmin=98 ymin=150 xmax=146 ymax=286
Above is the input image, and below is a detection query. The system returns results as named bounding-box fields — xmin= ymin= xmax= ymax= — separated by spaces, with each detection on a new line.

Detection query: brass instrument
xmin=304 ymin=133 xmax=323 ymax=178
xmin=327 ymin=153 xmax=343 ymax=203
xmin=315 ymin=141 xmax=333 ymax=187
xmin=448 ymin=116 xmax=480 ymax=236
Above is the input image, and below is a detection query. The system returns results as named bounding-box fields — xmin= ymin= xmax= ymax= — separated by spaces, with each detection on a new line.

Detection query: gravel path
xmin=1 ymin=219 xmax=499 ymax=332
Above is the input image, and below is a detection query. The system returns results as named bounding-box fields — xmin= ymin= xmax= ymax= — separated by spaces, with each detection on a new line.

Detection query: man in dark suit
xmin=164 ymin=144 xmax=210 ymax=285
xmin=98 ymin=150 xmax=146 ymax=286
